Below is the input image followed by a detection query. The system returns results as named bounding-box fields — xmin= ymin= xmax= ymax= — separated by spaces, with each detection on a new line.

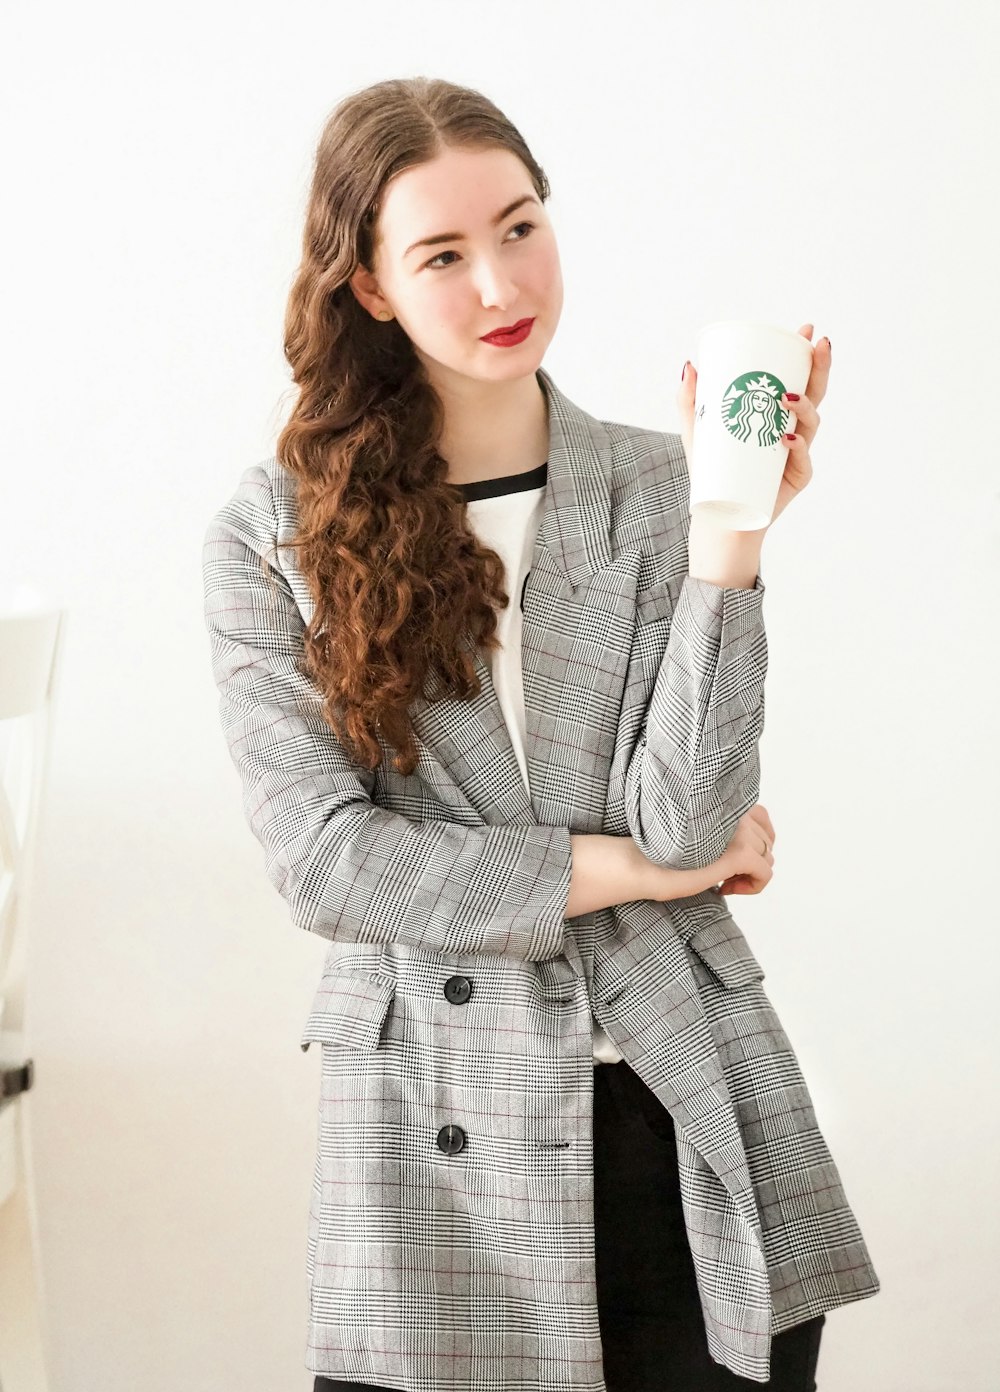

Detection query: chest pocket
xmin=635 ymin=579 xmax=679 ymax=623
xmin=299 ymin=969 xmax=397 ymax=1052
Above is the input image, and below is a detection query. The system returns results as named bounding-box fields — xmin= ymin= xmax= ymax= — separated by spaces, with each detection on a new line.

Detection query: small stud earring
xmin=377 ymin=309 xmax=393 ymax=321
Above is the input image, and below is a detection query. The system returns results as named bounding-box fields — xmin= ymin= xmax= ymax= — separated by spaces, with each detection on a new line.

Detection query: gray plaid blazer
xmin=201 ymin=365 xmax=880 ymax=1388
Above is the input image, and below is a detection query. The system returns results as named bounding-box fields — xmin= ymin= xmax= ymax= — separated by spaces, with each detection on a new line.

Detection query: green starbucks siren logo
xmin=719 ymin=371 xmax=790 ymax=447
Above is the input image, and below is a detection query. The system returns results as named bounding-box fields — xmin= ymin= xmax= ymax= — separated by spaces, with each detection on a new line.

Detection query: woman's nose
xmin=474 ymin=260 xmax=518 ymax=308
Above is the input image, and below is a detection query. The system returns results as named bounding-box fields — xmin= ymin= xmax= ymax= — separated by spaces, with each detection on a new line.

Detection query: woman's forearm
xmin=687 ymin=513 xmax=765 ymax=589
xmin=566 ymin=833 xmax=718 ymax=918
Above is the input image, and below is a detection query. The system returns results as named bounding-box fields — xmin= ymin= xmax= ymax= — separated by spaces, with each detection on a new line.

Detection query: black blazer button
xmin=443 ymin=975 xmax=472 ymax=1005
xmin=436 ymin=1124 xmax=466 ymax=1155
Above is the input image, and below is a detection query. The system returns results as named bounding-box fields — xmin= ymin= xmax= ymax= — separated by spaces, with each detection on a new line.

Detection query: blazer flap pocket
xmin=685 ymin=911 xmax=767 ymax=990
xmin=299 ymin=970 xmax=396 ymax=1052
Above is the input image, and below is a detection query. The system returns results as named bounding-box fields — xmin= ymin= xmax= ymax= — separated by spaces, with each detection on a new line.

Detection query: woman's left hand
xmin=677 ymin=323 xmax=831 ymax=530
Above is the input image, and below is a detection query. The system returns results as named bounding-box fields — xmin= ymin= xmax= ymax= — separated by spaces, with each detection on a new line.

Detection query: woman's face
xmin=352 ymin=145 xmax=563 ymax=388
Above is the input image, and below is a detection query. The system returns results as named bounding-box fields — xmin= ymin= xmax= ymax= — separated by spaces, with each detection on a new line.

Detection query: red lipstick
xmin=480 ymin=317 xmax=535 ymax=346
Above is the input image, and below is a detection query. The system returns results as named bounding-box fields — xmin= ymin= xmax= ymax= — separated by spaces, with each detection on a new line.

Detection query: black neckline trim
xmin=456 ymin=461 xmax=548 ymax=503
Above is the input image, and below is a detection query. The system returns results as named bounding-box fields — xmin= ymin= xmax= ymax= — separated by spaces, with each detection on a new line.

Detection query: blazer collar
xmin=533 ymin=366 xmax=615 ymax=587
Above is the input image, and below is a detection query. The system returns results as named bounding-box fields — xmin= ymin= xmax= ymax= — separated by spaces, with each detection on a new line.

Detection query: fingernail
xmin=783 ymin=433 xmax=797 ymax=442
xmin=681 ymin=360 xmax=688 ymax=381
xmin=784 ymin=392 xmax=800 ymax=402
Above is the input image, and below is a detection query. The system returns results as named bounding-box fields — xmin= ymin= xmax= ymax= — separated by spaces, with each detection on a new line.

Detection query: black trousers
xmin=314 ymin=1060 xmax=825 ymax=1392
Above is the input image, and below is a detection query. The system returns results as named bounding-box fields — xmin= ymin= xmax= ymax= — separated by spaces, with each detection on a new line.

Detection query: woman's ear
xmin=348 ymin=265 xmax=387 ymax=319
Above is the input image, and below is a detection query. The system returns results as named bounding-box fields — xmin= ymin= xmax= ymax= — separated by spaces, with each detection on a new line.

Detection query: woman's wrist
xmin=565 ymin=834 xmax=728 ymax=916
xmin=687 ymin=512 xmax=765 ymax=590
xmin=625 ymin=837 xmax=724 ymax=903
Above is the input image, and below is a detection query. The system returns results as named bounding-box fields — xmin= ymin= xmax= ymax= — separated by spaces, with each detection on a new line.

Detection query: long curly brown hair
xmin=274 ymin=76 xmax=552 ymax=778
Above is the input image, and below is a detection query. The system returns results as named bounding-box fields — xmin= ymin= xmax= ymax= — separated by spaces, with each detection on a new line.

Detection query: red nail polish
xmin=785 ymin=392 xmax=800 ymax=401
xmin=784 ymin=433 xmax=797 ymax=442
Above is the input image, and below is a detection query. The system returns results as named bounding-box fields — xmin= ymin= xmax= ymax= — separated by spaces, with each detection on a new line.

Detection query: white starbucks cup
xmin=689 ymin=320 xmax=814 ymax=530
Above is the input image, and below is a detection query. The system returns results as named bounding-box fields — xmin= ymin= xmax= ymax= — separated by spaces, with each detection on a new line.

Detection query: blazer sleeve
xmin=623 ymin=570 xmax=767 ymax=871
xmin=202 ymin=463 xmax=574 ymax=962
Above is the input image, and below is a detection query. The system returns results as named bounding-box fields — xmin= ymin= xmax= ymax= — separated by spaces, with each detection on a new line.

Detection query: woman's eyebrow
xmin=403 ymin=195 xmax=540 ymax=259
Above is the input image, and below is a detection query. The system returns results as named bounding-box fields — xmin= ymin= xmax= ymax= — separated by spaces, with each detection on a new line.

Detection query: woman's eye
xmin=425 ymin=221 xmax=535 ymax=271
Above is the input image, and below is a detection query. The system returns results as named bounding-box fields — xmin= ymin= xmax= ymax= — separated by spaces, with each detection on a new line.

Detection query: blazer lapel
xmin=409 ymin=365 xmax=621 ymax=831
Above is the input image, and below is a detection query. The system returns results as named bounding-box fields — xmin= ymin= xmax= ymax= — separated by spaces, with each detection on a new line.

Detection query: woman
xmin=201 ymin=77 xmax=879 ymax=1392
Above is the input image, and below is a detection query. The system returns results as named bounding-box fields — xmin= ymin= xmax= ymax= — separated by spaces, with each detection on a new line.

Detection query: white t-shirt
xmin=458 ymin=462 xmax=624 ymax=1067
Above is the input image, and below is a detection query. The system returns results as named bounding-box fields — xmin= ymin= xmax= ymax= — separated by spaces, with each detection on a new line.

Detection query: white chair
xmin=0 ymin=593 xmax=67 ymax=1392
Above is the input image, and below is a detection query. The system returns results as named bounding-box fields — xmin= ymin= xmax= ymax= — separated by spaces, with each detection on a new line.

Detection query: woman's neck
xmin=436 ymin=371 xmax=550 ymax=486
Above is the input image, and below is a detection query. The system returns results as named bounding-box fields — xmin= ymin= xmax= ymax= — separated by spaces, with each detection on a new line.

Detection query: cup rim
xmin=698 ymin=319 xmax=814 ymax=350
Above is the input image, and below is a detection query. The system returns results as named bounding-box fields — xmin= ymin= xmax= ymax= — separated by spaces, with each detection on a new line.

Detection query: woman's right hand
xmin=712 ymin=803 xmax=776 ymax=896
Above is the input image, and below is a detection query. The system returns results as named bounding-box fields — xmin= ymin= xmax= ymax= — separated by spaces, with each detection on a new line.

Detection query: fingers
xmin=781 ymin=390 xmax=820 ymax=448
xmin=803 ymin=331 xmax=832 ymax=409
xmin=778 ymin=430 xmax=814 ymax=495
xmin=749 ymin=803 xmax=776 ymax=846
xmin=677 ymin=361 xmax=697 ymax=467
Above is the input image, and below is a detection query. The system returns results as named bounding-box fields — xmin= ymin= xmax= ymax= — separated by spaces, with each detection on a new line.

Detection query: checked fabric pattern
xmin=202 ymin=366 xmax=879 ymax=1388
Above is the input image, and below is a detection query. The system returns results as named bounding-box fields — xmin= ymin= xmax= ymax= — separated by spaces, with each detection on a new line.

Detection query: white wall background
xmin=3 ymin=1 xmax=998 ymax=1389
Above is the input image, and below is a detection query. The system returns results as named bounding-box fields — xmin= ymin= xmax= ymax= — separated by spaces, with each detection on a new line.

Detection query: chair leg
xmin=0 ymin=1098 xmax=51 ymax=1392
